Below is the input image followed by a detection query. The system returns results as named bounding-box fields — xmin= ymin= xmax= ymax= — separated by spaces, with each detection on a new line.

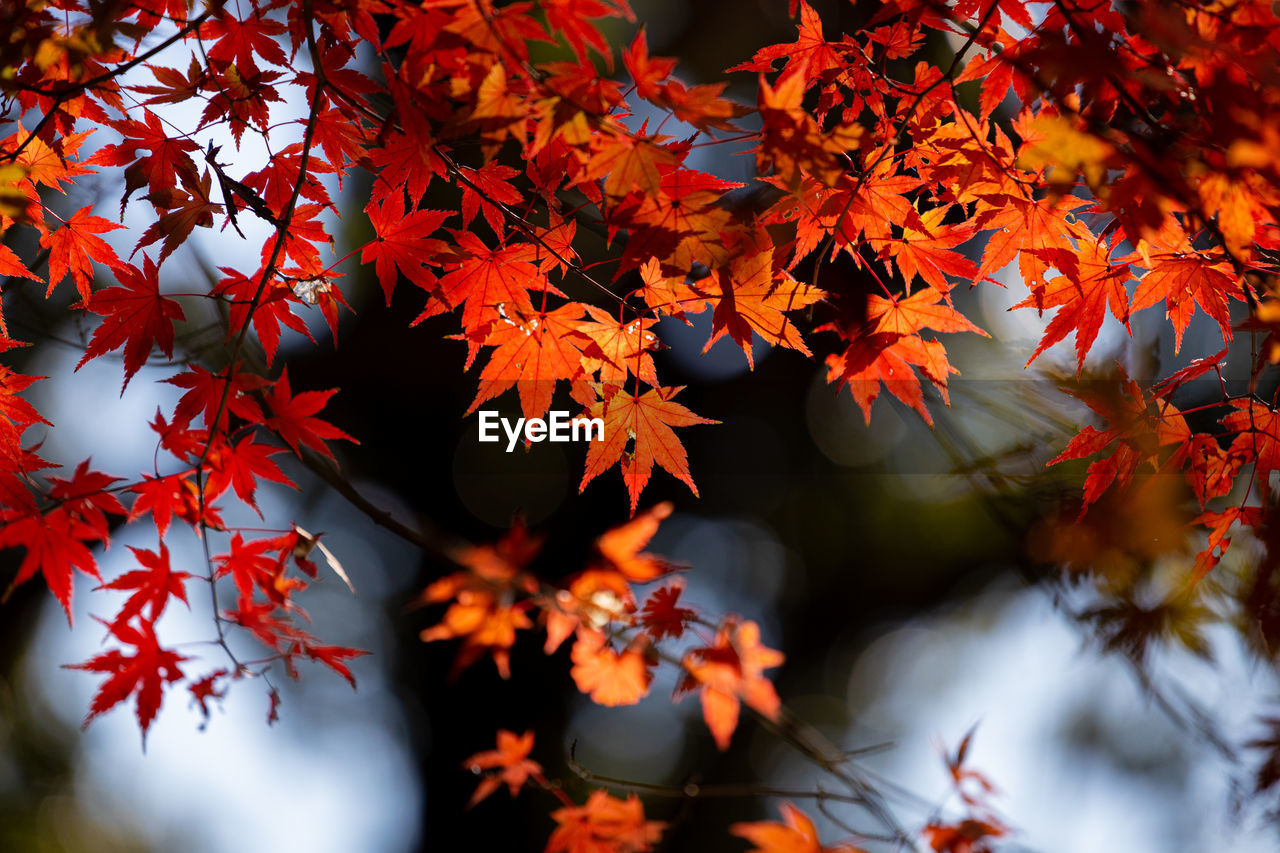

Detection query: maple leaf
xmin=199 ymin=5 xmax=288 ymax=74
xmin=76 ymin=255 xmax=186 ymax=392
xmin=131 ymin=170 xmax=220 ymax=265
xmin=0 ymin=508 xmax=101 ymax=624
xmin=458 ymin=163 xmax=523 ymax=235
xmin=419 ymin=519 xmax=541 ymax=678
xmin=98 ymin=541 xmax=192 ymax=627
xmin=206 ymin=434 xmax=297 ymax=513
xmin=618 ymin=169 xmax=741 ymax=271
xmin=730 ymin=1 xmax=847 ymax=78
xmin=623 ymin=28 xmax=676 ymax=100
xmin=464 ymin=729 xmax=545 ymax=807
xmin=133 ymin=55 xmax=205 ymax=107
xmin=866 ymin=288 xmax=988 ymax=339
xmin=241 ymin=146 xmax=334 ymax=214
xmin=732 ymin=802 xmax=866 ymax=853
xmin=677 ymin=618 xmax=784 ymax=749
xmin=1191 ymin=506 xmax=1262 ymax=582
xmin=705 ymin=243 xmax=824 ymax=367
xmin=129 ymin=474 xmax=223 ymax=536
xmin=638 ymin=257 xmax=706 ymax=320
xmin=881 ymin=205 xmax=981 ymax=293
xmin=755 ymin=61 xmax=862 ymax=188
xmin=583 ymin=129 xmax=680 ymax=199
xmin=1222 ymin=399 xmax=1280 ymax=501
xmin=415 ymin=232 xmax=553 ymax=338
xmin=303 ymin=643 xmax=367 ymax=687
xmin=955 ymin=51 xmax=1018 ymax=122
xmin=262 ymin=368 xmax=357 ymax=461
xmin=639 ymin=583 xmax=695 ymax=640
xmin=46 ymin=459 xmax=127 ymax=544
xmin=0 ymin=243 xmax=41 ymax=296
xmin=974 ymin=194 xmax=1088 ymax=286
xmin=576 ymin=305 xmax=660 ymax=390
xmin=467 ymin=303 xmax=589 ymax=422
xmin=1013 ymin=238 xmax=1132 ymax=371
xmin=215 ymin=533 xmax=281 ymax=602
xmin=188 ymin=670 xmax=228 ymax=722
xmin=546 ymin=790 xmax=665 ymax=853
xmin=579 ymin=387 xmax=718 ymax=513
xmin=361 ymin=195 xmax=450 ymax=304
xmin=64 ymin=616 xmax=187 ymax=746
xmin=541 ymin=568 xmax=636 ymax=654
xmin=824 ymin=289 xmax=987 ymax=425
xmin=569 ymin=628 xmax=652 ymax=706
xmin=0 ymin=367 xmax=50 ymax=478
xmin=42 ymin=206 xmax=125 ymax=301
xmin=596 ymin=501 xmax=677 ymax=581
xmin=1048 ymin=370 xmax=1189 ymax=516
xmin=165 ymin=362 xmax=267 ymax=431
xmin=212 ymin=267 xmax=311 ymax=366
xmin=1130 ymin=255 xmax=1239 ymax=353
xmin=95 ymin=109 xmax=200 ymax=212
xmin=541 ymin=0 xmax=632 ymax=65
xmin=6 ymin=127 xmax=96 ymax=195
xmin=922 ymin=820 xmax=1006 ymax=853
xmin=821 ymin=162 xmax=923 ymax=248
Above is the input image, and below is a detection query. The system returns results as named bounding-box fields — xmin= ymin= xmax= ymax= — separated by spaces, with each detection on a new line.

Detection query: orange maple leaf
xmin=546 ymin=790 xmax=666 ymax=853
xmin=824 ymin=289 xmax=987 ymax=425
xmin=468 ymin=302 xmax=589 ymax=421
xmin=1013 ymin=237 xmax=1132 ymax=370
xmin=596 ymin=501 xmax=677 ymax=582
xmin=569 ymin=628 xmax=652 ymax=707
xmin=732 ymin=802 xmax=866 ymax=853
xmin=1130 ymin=255 xmax=1239 ymax=353
xmin=463 ymin=729 xmax=545 ymax=807
xmin=677 ymin=618 xmax=783 ymax=750
xmin=42 ymin=205 xmax=125 ymax=301
xmin=583 ymin=128 xmax=680 ymax=198
xmin=704 ymin=242 xmax=824 ymax=367
xmin=576 ymin=305 xmax=660 ymax=390
xmin=419 ymin=519 xmax=541 ymax=678
xmin=579 ymin=386 xmax=718 ymax=513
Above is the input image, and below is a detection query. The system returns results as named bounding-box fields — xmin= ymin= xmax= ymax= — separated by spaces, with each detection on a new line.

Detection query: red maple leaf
xmin=361 ymin=194 xmax=450 ymax=304
xmin=639 ymin=583 xmax=695 ymax=640
xmin=76 ymin=255 xmax=187 ymax=391
xmin=206 ymin=433 xmax=297 ymax=513
xmin=64 ymin=616 xmax=187 ymax=746
xmin=95 ymin=109 xmax=200 ymax=212
xmin=0 ymin=507 xmax=101 ymax=624
xmin=262 ymin=368 xmax=357 ymax=461
xmin=1014 ymin=238 xmax=1132 ymax=371
xmin=97 ymin=541 xmax=192 ymax=627
xmin=1131 ymin=255 xmax=1239 ymax=353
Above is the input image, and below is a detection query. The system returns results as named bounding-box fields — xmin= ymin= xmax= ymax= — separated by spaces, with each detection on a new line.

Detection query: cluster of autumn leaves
xmin=423 ymin=503 xmax=784 ymax=750
xmin=2 ymin=0 xmax=1280 ymax=848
